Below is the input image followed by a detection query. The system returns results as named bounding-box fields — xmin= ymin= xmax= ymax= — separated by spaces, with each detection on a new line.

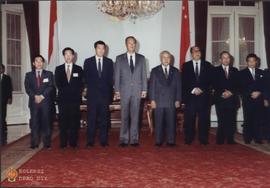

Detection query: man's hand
xmin=222 ymin=90 xmax=233 ymax=99
xmin=150 ymin=100 xmax=157 ymax=109
xmin=114 ymin=92 xmax=121 ymax=101
xmin=264 ymin=100 xmax=269 ymax=107
xmin=175 ymin=101 xmax=181 ymax=108
xmin=34 ymin=95 xmax=42 ymax=104
xmin=7 ymin=98 xmax=12 ymax=105
xmin=194 ymin=88 xmax=203 ymax=96
xmin=141 ymin=91 xmax=147 ymax=98
xmin=251 ymin=91 xmax=261 ymax=99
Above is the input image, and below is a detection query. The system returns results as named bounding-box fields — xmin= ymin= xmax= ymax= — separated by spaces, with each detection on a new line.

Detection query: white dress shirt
xmin=95 ymin=56 xmax=103 ymax=71
xmin=162 ymin=64 xmax=170 ymax=74
xmin=127 ymin=52 xmax=136 ymax=66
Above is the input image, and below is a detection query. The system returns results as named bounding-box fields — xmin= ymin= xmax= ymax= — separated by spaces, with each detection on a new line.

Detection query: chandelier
xmin=97 ymin=0 xmax=165 ymax=22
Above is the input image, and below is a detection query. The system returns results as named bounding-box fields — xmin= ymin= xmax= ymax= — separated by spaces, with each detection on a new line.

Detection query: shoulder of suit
xmin=85 ymin=56 xmax=95 ymax=62
xmin=56 ymin=64 xmax=65 ymax=69
xmin=104 ymin=56 xmax=113 ymax=63
xmin=43 ymin=70 xmax=53 ymax=75
xmin=171 ymin=66 xmax=179 ymax=72
xmin=136 ymin=53 xmax=145 ymax=59
xmin=152 ymin=65 xmax=161 ymax=72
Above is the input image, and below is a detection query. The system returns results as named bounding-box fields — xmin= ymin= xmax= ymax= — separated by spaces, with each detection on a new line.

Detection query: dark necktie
xmin=37 ymin=71 xmax=41 ymax=88
xmin=195 ymin=62 xmax=199 ymax=80
xmin=130 ymin=55 xmax=134 ymax=73
xmin=98 ymin=58 xmax=102 ymax=77
xmin=164 ymin=67 xmax=168 ymax=79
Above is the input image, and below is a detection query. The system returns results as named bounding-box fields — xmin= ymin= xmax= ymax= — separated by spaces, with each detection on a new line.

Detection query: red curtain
xmin=263 ymin=2 xmax=270 ymax=68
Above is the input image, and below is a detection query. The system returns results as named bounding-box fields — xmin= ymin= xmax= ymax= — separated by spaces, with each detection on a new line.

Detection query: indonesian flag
xmin=48 ymin=0 xmax=59 ymax=71
xmin=179 ymin=0 xmax=191 ymax=71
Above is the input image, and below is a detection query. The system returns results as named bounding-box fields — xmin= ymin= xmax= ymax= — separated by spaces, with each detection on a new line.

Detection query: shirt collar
xmin=127 ymin=52 xmax=135 ymax=57
xmin=222 ymin=64 xmax=229 ymax=69
xmin=162 ymin=64 xmax=170 ymax=70
xmin=192 ymin=59 xmax=201 ymax=64
xmin=95 ymin=56 xmax=103 ymax=62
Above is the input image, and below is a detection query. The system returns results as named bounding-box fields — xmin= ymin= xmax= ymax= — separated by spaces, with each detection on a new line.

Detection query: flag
xmin=48 ymin=0 xmax=59 ymax=71
xmin=179 ymin=0 xmax=191 ymax=71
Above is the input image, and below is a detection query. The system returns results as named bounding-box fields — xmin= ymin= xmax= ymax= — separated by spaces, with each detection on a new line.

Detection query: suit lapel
xmin=123 ymin=54 xmax=132 ymax=75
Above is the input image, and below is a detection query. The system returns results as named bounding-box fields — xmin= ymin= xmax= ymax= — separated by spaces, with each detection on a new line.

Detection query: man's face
xmin=161 ymin=53 xmax=171 ymax=66
xmin=95 ymin=44 xmax=106 ymax=57
xmin=126 ymin=38 xmax=136 ymax=53
xmin=191 ymin=47 xmax=201 ymax=61
xmin=33 ymin=57 xmax=44 ymax=70
xmin=220 ymin=53 xmax=231 ymax=66
xmin=247 ymin=57 xmax=257 ymax=68
xmin=64 ymin=50 xmax=74 ymax=64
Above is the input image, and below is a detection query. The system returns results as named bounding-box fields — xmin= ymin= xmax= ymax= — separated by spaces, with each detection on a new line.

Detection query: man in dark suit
xmin=213 ymin=51 xmax=239 ymax=144
xmin=24 ymin=55 xmax=54 ymax=149
xmin=149 ymin=51 xmax=182 ymax=147
xmin=83 ymin=41 xmax=114 ymax=147
xmin=239 ymin=53 xmax=264 ymax=144
xmin=0 ymin=64 xmax=13 ymax=146
xmin=263 ymin=68 xmax=270 ymax=143
xmin=55 ymin=47 xmax=84 ymax=149
xmin=182 ymin=46 xmax=213 ymax=145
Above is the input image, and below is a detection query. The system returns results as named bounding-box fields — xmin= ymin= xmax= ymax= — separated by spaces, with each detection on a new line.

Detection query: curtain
xmin=263 ymin=2 xmax=270 ymax=68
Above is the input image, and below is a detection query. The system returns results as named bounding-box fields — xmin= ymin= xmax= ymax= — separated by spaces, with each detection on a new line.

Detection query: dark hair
xmin=62 ymin=47 xmax=75 ymax=56
xmin=246 ymin=53 xmax=258 ymax=62
xmin=94 ymin=40 xmax=106 ymax=48
xmin=190 ymin=46 xmax=201 ymax=54
xmin=33 ymin=55 xmax=45 ymax=62
xmin=125 ymin=36 xmax=137 ymax=44
xmin=0 ymin=64 xmax=5 ymax=69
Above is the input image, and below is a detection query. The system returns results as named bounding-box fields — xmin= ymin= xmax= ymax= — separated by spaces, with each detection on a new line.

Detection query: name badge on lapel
xmin=73 ymin=73 xmax=79 ymax=77
xmin=43 ymin=78 xmax=49 ymax=83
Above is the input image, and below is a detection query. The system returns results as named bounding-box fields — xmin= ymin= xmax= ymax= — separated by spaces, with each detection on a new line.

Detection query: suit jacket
xmin=24 ymin=70 xmax=54 ymax=108
xmin=239 ymin=68 xmax=264 ymax=106
xmin=55 ymin=64 xmax=84 ymax=105
xmin=83 ymin=56 xmax=114 ymax=105
xmin=264 ymin=69 xmax=270 ymax=102
xmin=114 ymin=53 xmax=147 ymax=99
xmin=182 ymin=60 xmax=213 ymax=105
xmin=1 ymin=74 xmax=13 ymax=105
xmin=213 ymin=65 xmax=240 ymax=108
xmin=149 ymin=65 xmax=182 ymax=108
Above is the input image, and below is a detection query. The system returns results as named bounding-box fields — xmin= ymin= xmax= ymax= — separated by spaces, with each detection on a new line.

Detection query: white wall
xmin=39 ymin=1 xmax=195 ymax=75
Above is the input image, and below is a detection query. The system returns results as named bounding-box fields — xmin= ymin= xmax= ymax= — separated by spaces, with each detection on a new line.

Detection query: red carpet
xmin=2 ymin=128 xmax=270 ymax=187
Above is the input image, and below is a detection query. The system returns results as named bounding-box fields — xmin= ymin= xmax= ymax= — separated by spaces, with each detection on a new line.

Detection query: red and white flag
xmin=48 ymin=0 xmax=59 ymax=71
xmin=179 ymin=0 xmax=191 ymax=71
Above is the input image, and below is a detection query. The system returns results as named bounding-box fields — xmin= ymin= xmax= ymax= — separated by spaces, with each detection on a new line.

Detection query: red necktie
xmin=37 ymin=71 xmax=41 ymax=88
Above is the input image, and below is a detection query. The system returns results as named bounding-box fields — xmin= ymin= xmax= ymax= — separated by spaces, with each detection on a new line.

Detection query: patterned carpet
xmin=1 ymin=128 xmax=270 ymax=188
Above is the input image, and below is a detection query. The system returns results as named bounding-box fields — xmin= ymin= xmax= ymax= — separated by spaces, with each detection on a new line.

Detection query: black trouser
xmin=184 ymin=98 xmax=211 ymax=144
xmin=154 ymin=107 xmax=176 ymax=144
xmin=242 ymin=102 xmax=263 ymax=143
xmin=215 ymin=105 xmax=237 ymax=144
xmin=1 ymin=103 xmax=8 ymax=146
xmin=29 ymin=103 xmax=51 ymax=147
xmin=58 ymin=102 xmax=80 ymax=147
xmin=87 ymin=102 xmax=110 ymax=145
xmin=267 ymin=107 xmax=270 ymax=142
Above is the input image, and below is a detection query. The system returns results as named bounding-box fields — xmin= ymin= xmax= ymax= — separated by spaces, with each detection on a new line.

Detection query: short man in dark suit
xmin=24 ymin=55 xmax=54 ymax=149
xmin=182 ymin=46 xmax=213 ymax=145
xmin=213 ymin=51 xmax=239 ymax=144
xmin=263 ymin=68 xmax=270 ymax=143
xmin=239 ymin=53 xmax=264 ymax=144
xmin=55 ymin=48 xmax=84 ymax=148
xmin=149 ymin=51 xmax=182 ymax=147
xmin=0 ymin=64 xmax=13 ymax=146
xmin=84 ymin=41 xmax=114 ymax=147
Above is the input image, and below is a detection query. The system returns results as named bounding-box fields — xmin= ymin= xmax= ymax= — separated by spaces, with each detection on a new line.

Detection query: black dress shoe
xmin=255 ymin=141 xmax=263 ymax=144
xmin=184 ymin=141 xmax=192 ymax=145
xmin=227 ymin=141 xmax=237 ymax=145
xmin=60 ymin=145 xmax=67 ymax=149
xmin=43 ymin=145 xmax=51 ymax=149
xmin=30 ymin=145 xmax=38 ymax=149
xmin=101 ymin=143 xmax=109 ymax=147
xmin=244 ymin=141 xmax=251 ymax=144
xmin=200 ymin=141 xmax=209 ymax=145
xmin=130 ymin=143 xmax=139 ymax=147
xmin=166 ymin=143 xmax=176 ymax=147
xmin=216 ymin=142 xmax=224 ymax=145
xmin=119 ymin=143 xmax=128 ymax=147
xmin=155 ymin=143 xmax=162 ymax=147
xmin=85 ymin=143 xmax=94 ymax=148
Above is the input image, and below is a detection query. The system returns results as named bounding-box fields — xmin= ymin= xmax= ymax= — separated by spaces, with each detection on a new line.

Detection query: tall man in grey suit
xmin=114 ymin=36 xmax=148 ymax=147
xmin=149 ymin=51 xmax=182 ymax=147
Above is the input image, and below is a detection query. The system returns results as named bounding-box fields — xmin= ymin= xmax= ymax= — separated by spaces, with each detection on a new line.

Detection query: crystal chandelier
xmin=97 ymin=0 xmax=165 ymax=22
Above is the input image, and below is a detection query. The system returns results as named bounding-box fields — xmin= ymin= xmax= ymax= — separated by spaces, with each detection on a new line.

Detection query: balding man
xmin=149 ymin=51 xmax=182 ymax=147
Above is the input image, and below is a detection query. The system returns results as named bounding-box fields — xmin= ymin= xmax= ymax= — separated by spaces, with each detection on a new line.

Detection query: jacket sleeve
xmin=176 ymin=70 xmax=182 ymax=101
xmin=114 ymin=56 xmax=121 ymax=93
xmin=149 ymin=69 xmax=156 ymax=101
xmin=24 ymin=73 xmax=35 ymax=99
xmin=141 ymin=56 xmax=148 ymax=92
xmin=42 ymin=72 xmax=54 ymax=99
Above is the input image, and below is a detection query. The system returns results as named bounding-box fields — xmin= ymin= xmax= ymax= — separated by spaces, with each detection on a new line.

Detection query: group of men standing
xmin=1 ymin=36 xmax=269 ymax=148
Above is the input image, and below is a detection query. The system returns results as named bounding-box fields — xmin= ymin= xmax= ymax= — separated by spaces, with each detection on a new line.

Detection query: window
xmin=6 ymin=12 xmax=22 ymax=92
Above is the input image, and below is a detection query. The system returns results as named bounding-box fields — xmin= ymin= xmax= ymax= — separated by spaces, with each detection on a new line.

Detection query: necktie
xmin=252 ymin=68 xmax=256 ymax=80
xmin=66 ymin=65 xmax=71 ymax=82
xmin=195 ymin=62 xmax=199 ymax=80
xmin=224 ymin=66 xmax=229 ymax=79
xmin=98 ymin=58 xmax=102 ymax=77
xmin=37 ymin=71 xmax=41 ymax=88
xmin=164 ymin=67 xmax=168 ymax=79
xmin=130 ymin=55 xmax=134 ymax=73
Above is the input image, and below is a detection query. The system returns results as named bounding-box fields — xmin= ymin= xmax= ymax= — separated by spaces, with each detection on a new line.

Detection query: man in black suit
xmin=83 ymin=41 xmax=114 ymax=147
xmin=263 ymin=68 xmax=270 ymax=143
xmin=149 ymin=51 xmax=182 ymax=147
xmin=0 ymin=64 xmax=13 ymax=146
xmin=55 ymin=48 xmax=84 ymax=149
xmin=213 ymin=51 xmax=239 ymax=144
xmin=239 ymin=54 xmax=264 ymax=144
xmin=24 ymin=55 xmax=54 ymax=149
xmin=182 ymin=46 xmax=213 ymax=145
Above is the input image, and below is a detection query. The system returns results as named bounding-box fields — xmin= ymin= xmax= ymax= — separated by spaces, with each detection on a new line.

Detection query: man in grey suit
xmin=114 ymin=36 xmax=147 ymax=147
xmin=149 ymin=51 xmax=182 ymax=147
